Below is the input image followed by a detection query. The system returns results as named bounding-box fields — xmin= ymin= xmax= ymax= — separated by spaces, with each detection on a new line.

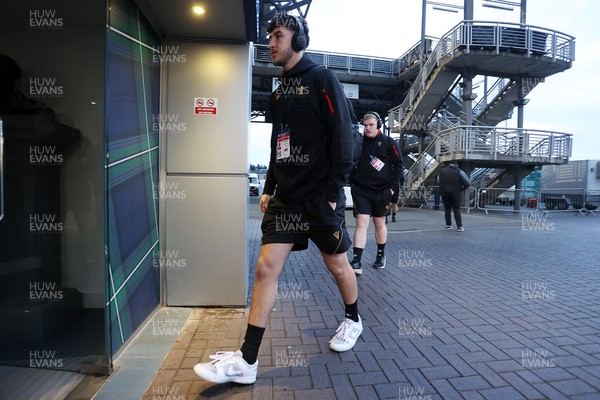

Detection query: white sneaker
xmin=193 ymin=350 xmax=257 ymax=384
xmin=329 ymin=316 xmax=363 ymax=352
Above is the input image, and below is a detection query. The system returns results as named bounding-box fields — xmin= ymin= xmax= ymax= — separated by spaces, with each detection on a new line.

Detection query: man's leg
xmin=452 ymin=193 xmax=463 ymax=229
xmin=248 ymin=243 xmax=294 ymax=326
xmin=442 ymin=194 xmax=452 ymax=227
xmin=242 ymin=243 xmax=294 ymax=360
xmin=373 ymin=216 xmax=387 ymax=245
xmin=322 ymin=252 xmax=358 ymax=305
xmin=193 ymin=243 xmax=292 ymax=384
xmin=350 ymin=214 xmax=370 ymax=274
xmin=372 ymin=216 xmax=387 ymax=268
xmin=322 ymin=252 xmax=362 ymax=352
xmin=391 ymin=201 xmax=398 ymax=222
xmin=353 ymin=214 xmax=370 ymax=249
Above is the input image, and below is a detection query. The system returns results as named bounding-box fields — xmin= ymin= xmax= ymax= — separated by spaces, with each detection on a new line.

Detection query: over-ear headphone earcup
xmin=291 ymin=16 xmax=307 ymax=52
xmin=295 ymin=32 xmax=307 ymax=51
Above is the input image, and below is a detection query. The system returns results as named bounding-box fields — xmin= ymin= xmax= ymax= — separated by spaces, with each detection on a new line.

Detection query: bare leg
xmin=248 ymin=243 xmax=294 ymax=327
xmin=353 ymin=214 xmax=370 ymax=249
xmin=373 ymin=216 xmax=387 ymax=245
xmin=322 ymin=252 xmax=358 ymax=304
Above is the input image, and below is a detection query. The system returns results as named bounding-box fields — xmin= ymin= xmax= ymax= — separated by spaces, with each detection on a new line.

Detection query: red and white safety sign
xmin=194 ymin=97 xmax=218 ymax=115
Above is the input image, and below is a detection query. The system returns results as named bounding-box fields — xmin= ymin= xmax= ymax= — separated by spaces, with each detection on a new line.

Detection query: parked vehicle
xmin=248 ymin=173 xmax=260 ymax=196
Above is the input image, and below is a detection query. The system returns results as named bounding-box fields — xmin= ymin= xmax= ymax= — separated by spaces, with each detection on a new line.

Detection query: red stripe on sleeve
xmin=322 ymin=89 xmax=335 ymax=114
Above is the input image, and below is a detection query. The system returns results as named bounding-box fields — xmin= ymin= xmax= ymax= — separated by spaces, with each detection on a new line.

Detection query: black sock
xmin=240 ymin=324 xmax=265 ymax=365
xmin=345 ymin=300 xmax=359 ymax=322
xmin=376 ymin=243 xmax=386 ymax=259
xmin=352 ymin=247 xmax=363 ymax=262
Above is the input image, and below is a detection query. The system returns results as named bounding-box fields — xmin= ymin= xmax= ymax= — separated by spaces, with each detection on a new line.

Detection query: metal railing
xmin=473 ymin=77 xmax=513 ymax=117
xmin=436 ymin=126 xmax=572 ymax=162
xmin=402 ymin=125 xmax=571 ymax=189
xmin=396 ymin=37 xmax=436 ymax=74
xmin=539 ymin=188 xmax=589 ymax=215
xmin=404 ymin=137 xmax=439 ymax=189
xmin=475 ymin=187 xmax=597 ymax=216
xmin=400 ymin=185 xmax=477 ymax=211
xmin=252 ymin=44 xmax=398 ymax=76
xmin=388 ymin=20 xmax=575 ymax=130
xmin=477 ymin=187 xmax=540 ymax=214
xmin=399 ymin=185 xmax=598 ymax=217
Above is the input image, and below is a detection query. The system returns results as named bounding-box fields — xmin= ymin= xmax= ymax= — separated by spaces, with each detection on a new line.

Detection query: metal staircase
xmin=389 ymin=20 xmax=574 ymax=134
xmin=390 ymin=20 xmax=575 ymax=198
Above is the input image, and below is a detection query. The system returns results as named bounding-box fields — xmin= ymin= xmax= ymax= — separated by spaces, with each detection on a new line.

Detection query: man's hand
xmin=260 ymin=194 xmax=272 ymax=213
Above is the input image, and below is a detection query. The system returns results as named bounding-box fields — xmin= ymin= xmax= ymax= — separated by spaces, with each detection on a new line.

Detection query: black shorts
xmin=351 ymin=185 xmax=392 ymax=218
xmin=261 ymin=191 xmax=351 ymax=255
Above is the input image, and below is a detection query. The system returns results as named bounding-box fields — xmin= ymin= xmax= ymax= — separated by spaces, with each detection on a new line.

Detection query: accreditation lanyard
xmin=276 ymin=88 xmax=297 ymax=160
xmin=367 ymin=137 xmax=385 ymax=171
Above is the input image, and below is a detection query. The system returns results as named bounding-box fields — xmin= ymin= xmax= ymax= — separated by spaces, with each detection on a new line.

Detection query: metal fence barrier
xmin=477 ymin=187 xmax=540 ymax=214
xmin=584 ymin=190 xmax=600 ymax=216
xmin=539 ymin=188 xmax=588 ymax=216
xmin=399 ymin=186 xmax=598 ymax=217
xmin=399 ymin=186 xmax=436 ymax=208
xmin=400 ymin=185 xmax=476 ymax=212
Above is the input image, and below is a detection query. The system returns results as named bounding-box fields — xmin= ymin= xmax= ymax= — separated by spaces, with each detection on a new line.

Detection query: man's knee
xmin=255 ymin=245 xmax=291 ymax=280
xmin=323 ymin=253 xmax=349 ymax=275
xmin=373 ymin=216 xmax=386 ymax=227
xmin=355 ymin=214 xmax=370 ymax=229
xmin=255 ymin=257 xmax=279 ymax=281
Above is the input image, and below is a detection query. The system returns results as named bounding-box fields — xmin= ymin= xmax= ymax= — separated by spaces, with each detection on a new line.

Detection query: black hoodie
xmin=352 ymin=132 xmax=403 ymax=193
xmin=263 ymin=55 xmax=353 ymax=204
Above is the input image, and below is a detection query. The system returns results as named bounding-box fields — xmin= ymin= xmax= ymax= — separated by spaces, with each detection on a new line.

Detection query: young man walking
xmin=349 ymin=112 xmax=402 ymax=274
xmin=193 ymin=13 xmax=362 ymax=384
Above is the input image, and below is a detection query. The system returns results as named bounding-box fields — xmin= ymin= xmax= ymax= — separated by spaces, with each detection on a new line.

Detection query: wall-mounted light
xmin=192 ymin=5 xmax=206 ymax=15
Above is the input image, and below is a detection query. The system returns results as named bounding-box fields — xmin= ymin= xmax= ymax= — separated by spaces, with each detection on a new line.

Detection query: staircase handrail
xmin=396 ymin=36 xmax=439 ymax=74
xmin=473 ymin=78 xmax=513 ymax=116
xmin=436 ymin=126 xmax=572 ymax=160
xmin=404 ymin=135 xmax=440 ymax=188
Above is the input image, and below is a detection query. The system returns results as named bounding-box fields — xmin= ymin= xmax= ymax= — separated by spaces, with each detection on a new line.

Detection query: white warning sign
xmin=194 ymin=97 xmax=218 ymax=115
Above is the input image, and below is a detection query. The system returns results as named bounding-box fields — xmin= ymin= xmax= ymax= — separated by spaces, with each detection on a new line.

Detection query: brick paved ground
xmin=142 ymin=208 xmax=600 ymax=399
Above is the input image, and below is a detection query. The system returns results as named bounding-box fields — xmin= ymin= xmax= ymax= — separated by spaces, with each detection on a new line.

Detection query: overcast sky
xmin=250 ymin=0 xmax=599 ymax=165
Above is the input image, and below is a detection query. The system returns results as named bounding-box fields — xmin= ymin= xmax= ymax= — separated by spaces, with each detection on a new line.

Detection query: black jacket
xmin=439 ymin=164 xmax=471 ymax=194
xmin=352 ymin=133 xmax=403 ymax=193
xmin=263 ymin=56 xmax=353 ymax=203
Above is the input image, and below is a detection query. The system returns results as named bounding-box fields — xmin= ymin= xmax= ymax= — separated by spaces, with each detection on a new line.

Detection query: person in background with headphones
xmin=193 ymin=13 xmax=362 ymax=384
xmin=349 ymin=112 xmax=402 ymax=274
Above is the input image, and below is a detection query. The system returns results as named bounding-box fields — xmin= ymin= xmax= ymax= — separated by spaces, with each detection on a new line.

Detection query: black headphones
xmin=290 ymin=15 xmax=308 ymax=52
xmin=364 ymin=111 xmax=382 ymax=130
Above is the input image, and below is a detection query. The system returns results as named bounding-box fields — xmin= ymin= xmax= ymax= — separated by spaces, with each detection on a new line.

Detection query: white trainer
xmin=329 ymin=315 xmax=363 ymax=352
xmin=193 ymin=350 xmax=257 ymax=384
